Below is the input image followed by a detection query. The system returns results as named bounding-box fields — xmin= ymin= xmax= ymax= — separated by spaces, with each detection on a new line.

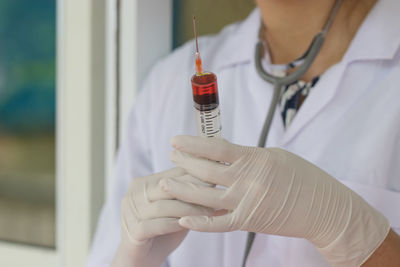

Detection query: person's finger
xmin=148 ymin=173 xmax=212 ymax=202
xmin=170 ymin=150 xmax=234 ymax=187
xmin=138 ymin=199 xmax=214 ymax=220
xmin=123 ymin=217 xmax=184 ymax=243
xmin=149 ymin=167 xmax=187 ymax=180
xmin=174 ymin=173 xmax=214 ymax=187
xmin=145 ymin=167 xmax=187 ymax=201
xmin=178 ymin=214 xmax=233 ymax=233
xmin=147 ymin=184 xmax=174 ymax=202
xmin=212 ymin=209 xmax=229 ymax=216
xmin=159 ymin=177 xmax=234 ymax=210
xmin=170 ymin=135 xmax=244 ymax=164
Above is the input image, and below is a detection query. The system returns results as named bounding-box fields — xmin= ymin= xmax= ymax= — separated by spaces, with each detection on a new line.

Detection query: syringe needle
xmin=191 ymin=16 xmax=222 ymax=139
xmin=193 ymin=16 xmax=199 ymax=53
xmin=193 ymin=15 xmax=203 ymax=75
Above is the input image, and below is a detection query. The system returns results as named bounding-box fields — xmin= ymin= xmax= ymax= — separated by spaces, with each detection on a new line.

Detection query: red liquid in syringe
xmin=191 ymin=72 xmax=219 ymax=111
xmin=191 ymin=73 xmax=222 ymax=137
xmin=191 ymin=16 xmax=222 ymax=138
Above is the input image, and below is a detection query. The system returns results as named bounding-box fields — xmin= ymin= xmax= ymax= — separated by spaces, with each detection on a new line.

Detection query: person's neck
xmin=257 ymin=0 xmax=377 ymax=81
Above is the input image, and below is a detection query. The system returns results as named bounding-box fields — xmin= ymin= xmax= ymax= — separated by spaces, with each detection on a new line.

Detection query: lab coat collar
xmin=216 ymin=0 xmax=400 ymax=71
xmin=214 ymin=9 xmax=261 ymax=71
xmin=343 ymin=0 xmax=400 ymax=63
xmin=279 ymin=0 xmax=400 ymax=146
xmin=280 ymin=63 xmax=347 ymax=146
xmin=215 ymin=1 xmax=400 ymax=147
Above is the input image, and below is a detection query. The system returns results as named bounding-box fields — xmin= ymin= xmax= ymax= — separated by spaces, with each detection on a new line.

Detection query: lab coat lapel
xmin=278 ymin=0 xmax=400 ymax=146
xmin=280 ymin=62 xmax=347 ymax=146
xmin=246 ymin=61 xmax=285 ymax=148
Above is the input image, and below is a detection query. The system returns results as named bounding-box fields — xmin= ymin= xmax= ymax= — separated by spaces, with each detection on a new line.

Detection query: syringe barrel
xmin=191 ymin=72 xmax=222 ymax=138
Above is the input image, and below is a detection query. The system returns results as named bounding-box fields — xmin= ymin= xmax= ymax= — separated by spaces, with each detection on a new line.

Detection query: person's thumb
xmin=178 ymin=214 xmax=231 ymax=233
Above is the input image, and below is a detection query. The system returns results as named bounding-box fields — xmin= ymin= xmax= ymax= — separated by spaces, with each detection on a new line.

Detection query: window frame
xmin=0 ymin=0 xmax=172 ymax=266
xmin=105 ymin=0 xmax=173 ymax=199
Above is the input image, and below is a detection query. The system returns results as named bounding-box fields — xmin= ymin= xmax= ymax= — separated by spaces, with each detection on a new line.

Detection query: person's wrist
xmin=316 ymin=193 xmax=390 ymax=266
xmin=111 ymin=241 xmax=137 ymax=267
xmin=115 ymin=239 xmax=163 ymax=267
xmin=118 ymin=239 xmax=139 ymax=257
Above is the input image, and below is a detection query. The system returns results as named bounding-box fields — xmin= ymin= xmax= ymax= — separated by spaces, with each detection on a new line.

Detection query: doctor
xmin=87 ymin=0 xmax=400 ymax=266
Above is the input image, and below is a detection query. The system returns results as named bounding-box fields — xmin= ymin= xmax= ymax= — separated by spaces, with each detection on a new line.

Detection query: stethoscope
xmin=242 ymin=0 xmax=343 ymax=266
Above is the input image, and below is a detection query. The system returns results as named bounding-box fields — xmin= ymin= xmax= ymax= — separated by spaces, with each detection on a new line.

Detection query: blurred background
xmin=0 ymin=0 xmax=56 ymax=247
xmin=173 ymin=0 xmax=255 ymax=48
xmin=0 ymin=0 xmax=254 ymax=265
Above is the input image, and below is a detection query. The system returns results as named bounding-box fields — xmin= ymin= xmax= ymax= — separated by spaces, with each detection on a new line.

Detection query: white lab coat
xmin=87 ymin=0 xmax=400 ymax=266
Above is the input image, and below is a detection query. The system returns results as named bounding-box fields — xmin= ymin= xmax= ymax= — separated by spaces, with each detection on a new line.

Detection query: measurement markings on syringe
xmin=191 ymin=16 xmax=222 ymax=138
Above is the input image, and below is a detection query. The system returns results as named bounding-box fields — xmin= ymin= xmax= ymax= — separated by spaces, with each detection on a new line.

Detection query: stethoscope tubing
xmin=241 ymin=1 xmax=342 ymax=266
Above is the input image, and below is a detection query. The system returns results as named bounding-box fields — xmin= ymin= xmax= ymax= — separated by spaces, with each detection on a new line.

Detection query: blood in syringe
xmin=191 ymin=15 xmax=222 ymax=138
xmin=191 ymin=72 xmax=219 ymax=111
xmin=191 ymin=16 xmax=219 ymax=111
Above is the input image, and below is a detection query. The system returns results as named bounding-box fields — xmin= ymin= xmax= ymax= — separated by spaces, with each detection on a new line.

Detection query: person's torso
xmin=140 ymin=3 xmax=400 ymax=266
xmin=148 ymin=58 xmax=400 ymax=267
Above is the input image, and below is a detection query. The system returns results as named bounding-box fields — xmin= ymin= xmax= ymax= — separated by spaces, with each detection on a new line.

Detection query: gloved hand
xmin=112 ymin=167 xmax=214 ymax=267
xmin=161 ymin=136 xmax=390 ymax=267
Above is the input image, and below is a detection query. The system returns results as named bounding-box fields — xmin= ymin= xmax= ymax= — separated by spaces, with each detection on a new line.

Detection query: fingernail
xmin=179 ymin=217 xmax=192 ymax=228
xmin=180 ymin=216 xmax=208 ymax=228
xmin=159 ymin=179 xmax=169 ymax=191
xmin=195 ymin=216 xmax=209 ymax=224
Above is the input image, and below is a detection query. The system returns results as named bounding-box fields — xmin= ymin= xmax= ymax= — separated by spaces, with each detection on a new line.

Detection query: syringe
xmin=191 ymin=16 xmax=222 ymax=138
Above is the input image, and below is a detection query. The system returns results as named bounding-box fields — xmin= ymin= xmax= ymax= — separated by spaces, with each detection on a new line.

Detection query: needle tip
xmin=193 ymin=15 xmax=199 ymax=53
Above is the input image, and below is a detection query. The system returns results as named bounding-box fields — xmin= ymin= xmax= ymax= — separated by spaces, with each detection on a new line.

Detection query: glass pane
xmin=173 ymin=0 xmax=255 ymax=48
xmin=0 ymin=0 xmax=56 ymax=248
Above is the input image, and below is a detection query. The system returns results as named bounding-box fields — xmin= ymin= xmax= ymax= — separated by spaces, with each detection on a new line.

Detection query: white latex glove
xmin=112 ymin=167 xmax=213 ymax=267
xmin=161 ymin=136 xmax=390 ymax=267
